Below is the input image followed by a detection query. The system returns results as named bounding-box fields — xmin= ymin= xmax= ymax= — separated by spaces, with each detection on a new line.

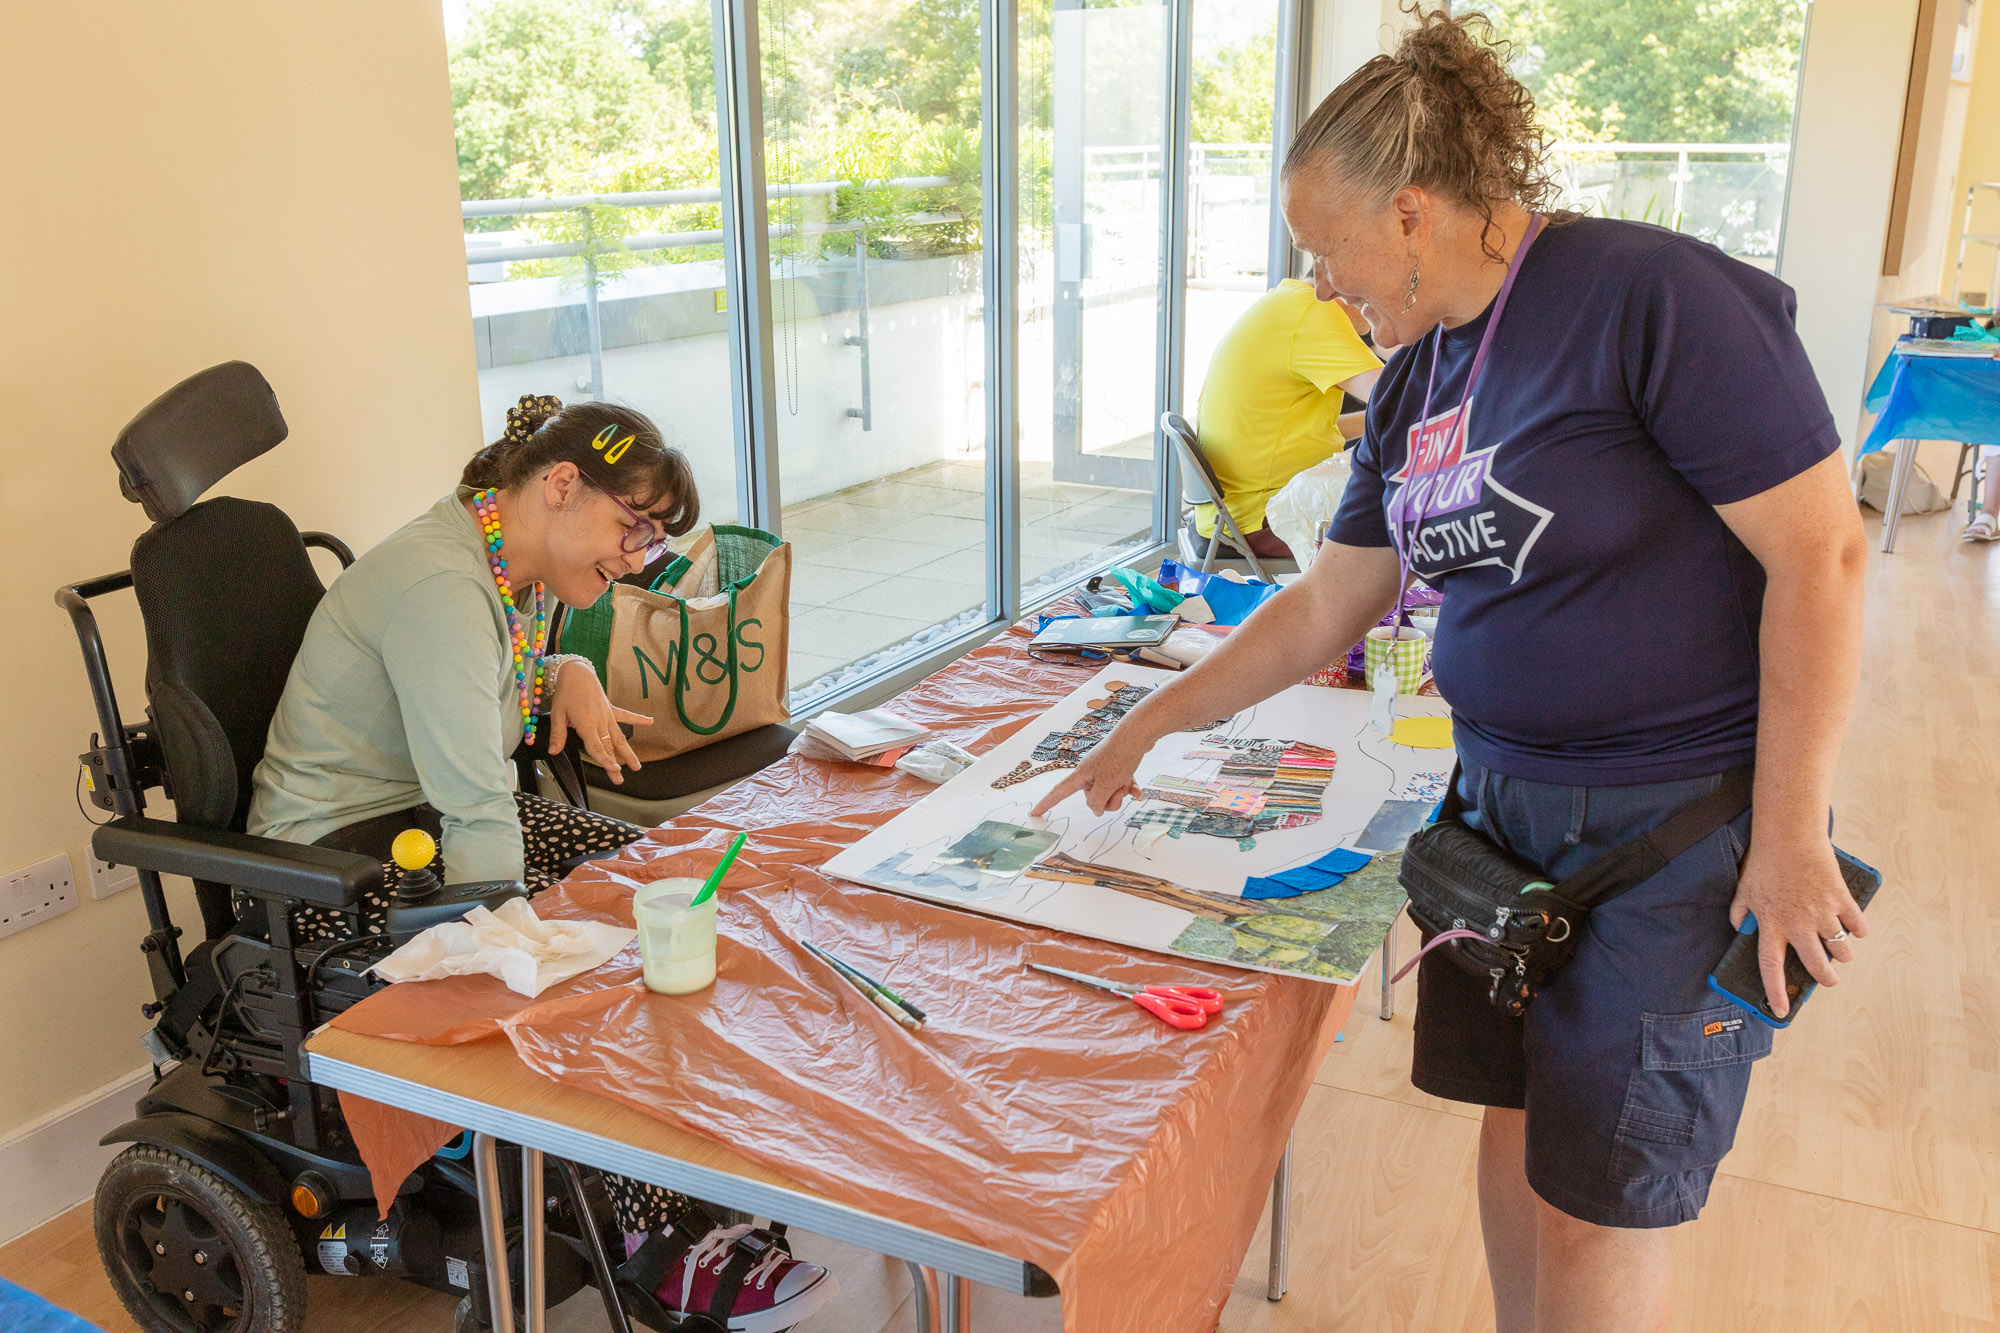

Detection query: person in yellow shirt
xmin=1192 ymin=279 xmax=1382 ymax=559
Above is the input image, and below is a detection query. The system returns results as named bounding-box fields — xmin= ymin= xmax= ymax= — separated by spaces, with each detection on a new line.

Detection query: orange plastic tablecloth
xmin=330 ymin=614 xmax=1358 ymax=1333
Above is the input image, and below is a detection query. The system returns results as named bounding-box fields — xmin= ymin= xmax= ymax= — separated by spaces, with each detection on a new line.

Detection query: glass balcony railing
xmin=1547 ymin=142 xmax=1792 ymax=270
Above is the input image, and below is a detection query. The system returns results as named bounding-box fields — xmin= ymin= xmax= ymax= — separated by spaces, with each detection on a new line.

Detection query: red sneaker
xmin=639 ymin=1223 xmax=838 ymax=1332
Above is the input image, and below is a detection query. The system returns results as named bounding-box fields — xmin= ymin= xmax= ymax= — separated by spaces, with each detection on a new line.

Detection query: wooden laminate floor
xmin=4 ymin=501 xmax=1993 ymax=1331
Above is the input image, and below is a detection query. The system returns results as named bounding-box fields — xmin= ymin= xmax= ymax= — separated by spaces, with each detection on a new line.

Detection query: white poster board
xmin=823 ymin=665 xmax=1455 ymax=983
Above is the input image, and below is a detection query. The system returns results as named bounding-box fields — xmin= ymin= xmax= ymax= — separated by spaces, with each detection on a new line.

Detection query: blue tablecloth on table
xmin=1860 ymin=343 xmax=2000 ymax=455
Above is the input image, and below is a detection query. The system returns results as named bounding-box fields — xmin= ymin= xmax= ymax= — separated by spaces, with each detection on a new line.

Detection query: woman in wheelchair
xmin=247 ymin=393 xmax=837 ymax=1330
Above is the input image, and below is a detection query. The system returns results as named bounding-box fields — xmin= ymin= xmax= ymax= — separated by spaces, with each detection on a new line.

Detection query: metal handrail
xmin=461 ymin=175 xmax=955 ymax=219
xmin=465 ymin=212 xmax=961 ymax=267
xmin=1547 ymin=141 xmax=1788 ymax=154
xmin=1548 ymin=141 xmax=1791 ymax=241
xmin=462 ymin=172 xmax=964 ymax=402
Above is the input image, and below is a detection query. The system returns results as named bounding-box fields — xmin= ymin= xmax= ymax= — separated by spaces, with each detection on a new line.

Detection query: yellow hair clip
xmin=591 ymin=424 xmax=637 ymax=464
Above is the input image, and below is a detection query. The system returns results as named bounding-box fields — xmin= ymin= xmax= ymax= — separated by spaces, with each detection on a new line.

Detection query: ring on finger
xmin=1824 ymin=928 xmax=1849 ymax=944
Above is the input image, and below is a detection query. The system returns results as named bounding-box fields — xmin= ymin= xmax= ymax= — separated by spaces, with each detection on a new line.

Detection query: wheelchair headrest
xmin=112 ymin=361 xmax=288 ymax=523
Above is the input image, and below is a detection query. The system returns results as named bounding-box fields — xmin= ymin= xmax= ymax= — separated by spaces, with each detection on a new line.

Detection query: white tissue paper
xmin=370 ymin=897 xmax=637 ymax=998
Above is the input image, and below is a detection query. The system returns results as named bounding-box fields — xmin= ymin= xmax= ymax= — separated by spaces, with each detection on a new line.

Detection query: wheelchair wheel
xmin=94 ymin=1144 xmax=307 ymax=1333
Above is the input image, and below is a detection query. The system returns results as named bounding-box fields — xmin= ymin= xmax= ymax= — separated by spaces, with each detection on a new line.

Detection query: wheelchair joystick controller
xmin=390 ymin=829 xmax=443 ymax=902
xmin=383 ymin=830 xmax=527 ymax=946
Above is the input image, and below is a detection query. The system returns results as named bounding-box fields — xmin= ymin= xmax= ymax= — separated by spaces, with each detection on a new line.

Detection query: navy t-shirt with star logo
xmin=1327 ymin=216 xmax=1841 ymax=786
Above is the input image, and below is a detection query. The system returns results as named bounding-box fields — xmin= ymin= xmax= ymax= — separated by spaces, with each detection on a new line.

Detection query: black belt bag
xmin=1396 ymin=765 xmax=1754 ymax=1017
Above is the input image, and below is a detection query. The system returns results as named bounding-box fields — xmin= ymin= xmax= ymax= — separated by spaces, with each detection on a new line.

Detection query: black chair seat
xmin=582 ymin=724 xmax=798 ymax=803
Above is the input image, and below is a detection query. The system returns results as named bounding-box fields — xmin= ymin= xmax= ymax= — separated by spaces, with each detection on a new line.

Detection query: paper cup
xmin=1364 ymin=625 xmax=1430 ymax=695
xmin=1407 ymin=609 xmax=1439 ymax=639
xmin=633 ymin=878 xmax=718 ymax=995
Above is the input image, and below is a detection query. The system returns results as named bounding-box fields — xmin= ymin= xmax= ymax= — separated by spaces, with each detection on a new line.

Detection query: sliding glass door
xmin=1019 ymin=0 xmax=1174 ymax=602
xmin=754 ymin=0 xmax=993 ymax=697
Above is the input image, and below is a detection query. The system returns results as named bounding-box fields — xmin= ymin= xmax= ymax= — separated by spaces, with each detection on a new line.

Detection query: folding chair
xmin=1160 ymin=410 xmax=1274 ymax=583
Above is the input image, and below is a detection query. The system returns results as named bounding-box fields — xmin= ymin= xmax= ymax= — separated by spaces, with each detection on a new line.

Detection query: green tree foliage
xmin=450 ymin=0 xmax=1289 ymax=273
xmin=452 ymin=0 xmax=695 ymax=205
xmin=1192 ymin=33 xmax=1276 ymax=146
xmin=1462 ymin=0 xmax=1806 ymax=144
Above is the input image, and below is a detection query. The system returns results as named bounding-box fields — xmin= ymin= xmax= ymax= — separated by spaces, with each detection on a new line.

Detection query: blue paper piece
xmin=1241 ymin=847 xmax=1376 ymax=900
xmin=1243 ymin=871 xmax=1344 ymax=900
xmin=1271 ymin=865 xmax=1347 ymax=891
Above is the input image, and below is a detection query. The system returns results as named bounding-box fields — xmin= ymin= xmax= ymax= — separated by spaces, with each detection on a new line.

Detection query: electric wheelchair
xmin=59 ymin=362 xmax=791 ymax=1333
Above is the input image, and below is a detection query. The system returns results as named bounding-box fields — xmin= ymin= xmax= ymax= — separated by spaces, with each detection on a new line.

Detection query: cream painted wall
xmin=0 ymin=3 xmax=480 ymax=1136
xmin=1779 ymin=0 xmax=1923 ymax=454
xmin=1941 ymin=0 xmax=2000 ymax=302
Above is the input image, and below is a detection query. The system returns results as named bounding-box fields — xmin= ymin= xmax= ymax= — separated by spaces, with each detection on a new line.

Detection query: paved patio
xmin=780 ymin=458 xmax=1153 ymax=695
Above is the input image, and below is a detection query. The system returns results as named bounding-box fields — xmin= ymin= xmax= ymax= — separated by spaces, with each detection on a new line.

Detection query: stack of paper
xmin=1903 ymin=337 xmax=2000 ymax=358
xmin=795 ymin=708 xmax=933 ymax=762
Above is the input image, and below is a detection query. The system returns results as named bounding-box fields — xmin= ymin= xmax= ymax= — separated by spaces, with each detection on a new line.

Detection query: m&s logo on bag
xmin=630 ymin=619 xmax=765 ymax=699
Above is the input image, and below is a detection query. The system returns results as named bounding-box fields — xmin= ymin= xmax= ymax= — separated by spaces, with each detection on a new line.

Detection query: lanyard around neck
xmin=1397 ymin=211 xmax=1546 ymax=595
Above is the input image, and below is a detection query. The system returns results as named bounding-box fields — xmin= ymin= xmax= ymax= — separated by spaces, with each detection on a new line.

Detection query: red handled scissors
xmin=1029 ymin=964 xmax=1225 ymax=1031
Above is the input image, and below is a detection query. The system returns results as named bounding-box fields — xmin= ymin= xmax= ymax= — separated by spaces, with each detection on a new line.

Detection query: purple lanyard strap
xmin=1395 ymin=211 xmax=1546 ymax=620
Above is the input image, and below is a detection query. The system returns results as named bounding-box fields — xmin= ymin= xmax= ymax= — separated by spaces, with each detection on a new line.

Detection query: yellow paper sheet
xmin=1388 ymin=715 xmax=1455 ymax=749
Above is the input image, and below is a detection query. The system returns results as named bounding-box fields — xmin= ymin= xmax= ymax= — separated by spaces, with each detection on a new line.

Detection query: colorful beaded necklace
xmin=472 ymin=487 xmax=549 ymax=745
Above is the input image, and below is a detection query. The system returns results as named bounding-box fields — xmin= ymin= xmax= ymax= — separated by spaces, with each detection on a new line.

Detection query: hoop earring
xmin=1400 ymin=258 xmax=1420 ymax=313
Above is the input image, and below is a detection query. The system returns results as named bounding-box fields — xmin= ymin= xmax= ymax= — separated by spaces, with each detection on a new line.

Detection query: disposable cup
xmin=1364 ymin=625 xmax=1430 ymax=695
xmin=633 ymin=878 xmax=718 ymax=995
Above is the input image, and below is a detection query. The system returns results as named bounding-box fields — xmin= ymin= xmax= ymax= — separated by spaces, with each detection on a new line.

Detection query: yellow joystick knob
xmin=391 ymin=829 xmax=437 ymax=872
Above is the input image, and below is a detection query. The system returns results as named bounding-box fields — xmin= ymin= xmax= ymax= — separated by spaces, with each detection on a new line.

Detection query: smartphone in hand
xmin=1706 ymin=848 xmax=1883 ymax=1029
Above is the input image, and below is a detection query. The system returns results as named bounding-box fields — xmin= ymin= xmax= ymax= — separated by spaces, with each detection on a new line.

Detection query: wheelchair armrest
xmin=93 ymin=817 xmax=382 ymax=910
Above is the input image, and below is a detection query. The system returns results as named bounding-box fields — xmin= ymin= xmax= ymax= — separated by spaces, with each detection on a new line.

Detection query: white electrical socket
xmin=0 ymin=853 xmax=79 ymax=941
xmin=89 ymin=849 xmax=140 ymax=900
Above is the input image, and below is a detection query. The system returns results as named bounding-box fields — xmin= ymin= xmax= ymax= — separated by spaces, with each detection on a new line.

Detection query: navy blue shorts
xmin=1411 ymin=759 xmax=1771 ymax=1228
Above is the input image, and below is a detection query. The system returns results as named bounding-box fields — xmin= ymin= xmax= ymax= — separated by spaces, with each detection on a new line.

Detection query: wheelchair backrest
xmin=114 ymin=362 xmax=325 ymax=832
xmin=130 ymin=499 xmax=326 ymax=831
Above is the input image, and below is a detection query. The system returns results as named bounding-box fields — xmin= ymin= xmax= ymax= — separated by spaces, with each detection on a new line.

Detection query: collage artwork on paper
xmin=822 ymin=665 xmax=1456 ymax=984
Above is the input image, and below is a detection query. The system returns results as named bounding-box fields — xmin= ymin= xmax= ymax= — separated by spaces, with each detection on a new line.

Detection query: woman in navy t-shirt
xmin=1033 ymin=10 xmax=1868 ymax=1330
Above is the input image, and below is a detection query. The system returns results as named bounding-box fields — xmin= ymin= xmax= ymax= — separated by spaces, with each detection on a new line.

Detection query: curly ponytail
xmin=462 ymin=394 xmax=700 ymax=537
xmin=1282 ymin=4 xmax=1560 ymax=258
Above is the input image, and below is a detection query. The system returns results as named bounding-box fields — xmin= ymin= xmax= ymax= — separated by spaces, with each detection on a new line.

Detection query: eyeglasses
xmin=582 ymin=475 xmax=672 ymax=563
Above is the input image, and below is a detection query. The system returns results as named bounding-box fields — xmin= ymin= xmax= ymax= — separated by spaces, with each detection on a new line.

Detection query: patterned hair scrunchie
xmin=504 ymin=394 xmax=562 ymax=443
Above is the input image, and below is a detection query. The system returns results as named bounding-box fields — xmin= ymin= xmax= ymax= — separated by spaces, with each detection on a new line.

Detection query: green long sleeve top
xmin=248 ymin=488 xmax=536 ymax=882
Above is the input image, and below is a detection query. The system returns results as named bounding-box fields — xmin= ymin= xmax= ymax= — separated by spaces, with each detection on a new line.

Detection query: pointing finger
xmin=1031 ymin=772 xmax=1083 ymax=818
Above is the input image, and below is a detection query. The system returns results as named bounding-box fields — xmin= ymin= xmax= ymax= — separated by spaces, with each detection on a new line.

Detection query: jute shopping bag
xmin=575 ymin=526 xmax=791 ymax=762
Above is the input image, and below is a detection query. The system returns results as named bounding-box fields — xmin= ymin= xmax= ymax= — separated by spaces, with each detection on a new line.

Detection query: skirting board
xmin=0 ymin=1066 xmax=151 ymax=1246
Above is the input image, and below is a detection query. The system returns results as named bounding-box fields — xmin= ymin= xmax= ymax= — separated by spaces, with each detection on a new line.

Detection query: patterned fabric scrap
xmin=1205 ymin=788 xmax=1267 ymax=816
xmin=1164 ymin=736 xmax=1339 ymax=838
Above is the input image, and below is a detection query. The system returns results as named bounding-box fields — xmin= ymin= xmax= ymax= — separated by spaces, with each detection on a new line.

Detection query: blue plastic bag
xmin=1158 ymin=559 xmax=1282 ymax=626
